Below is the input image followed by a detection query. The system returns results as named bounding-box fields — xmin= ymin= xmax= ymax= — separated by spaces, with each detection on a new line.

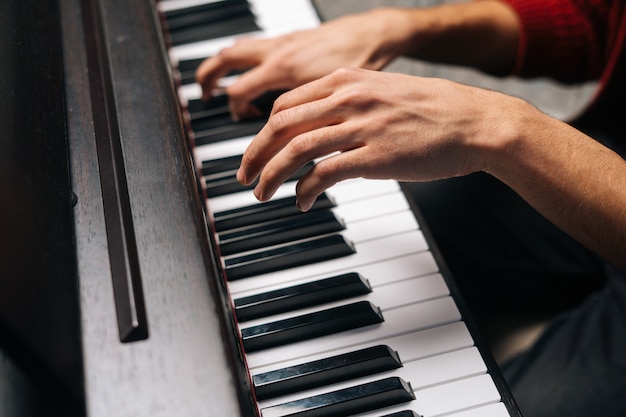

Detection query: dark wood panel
xmin=63 ymin=0 xmax=257 ymax=415
xmin=0 ymin=0 xmax=86 ymax=415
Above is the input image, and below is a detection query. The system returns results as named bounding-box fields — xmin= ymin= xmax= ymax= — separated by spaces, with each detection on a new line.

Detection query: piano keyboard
xmin=157 ymin=0 xmax=517 ymax=416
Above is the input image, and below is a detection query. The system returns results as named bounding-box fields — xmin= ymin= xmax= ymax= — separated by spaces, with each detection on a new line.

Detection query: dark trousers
xmin=404 ymin=172 xmax=626 ymax=417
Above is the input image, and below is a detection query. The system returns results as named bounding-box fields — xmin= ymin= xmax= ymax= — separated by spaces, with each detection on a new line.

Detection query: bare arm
xmin=484 ymin=106 xmax=626 ymax=273
xmin=195 ymin=1 xmax=520 ymax=118
xmin=237 ymin=68 xmax=626 ymax=273
xmin=391 ymin=0 xmax=520 ymax=74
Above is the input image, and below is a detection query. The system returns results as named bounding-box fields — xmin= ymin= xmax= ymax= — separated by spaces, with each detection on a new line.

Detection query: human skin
xmin=236 ymin=67 xmax=626 ymax=273
xmin=195 ymin=1 xmax=519 ymax=119
xmin=195 ymin=0 xmax=626 ymax=272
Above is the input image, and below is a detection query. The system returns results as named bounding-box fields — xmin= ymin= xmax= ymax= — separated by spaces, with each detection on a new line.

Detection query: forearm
xmin=380 ymin=0 xmax=520 ymax=74
xmin=480 ymin=101 xmax=626 ymax=272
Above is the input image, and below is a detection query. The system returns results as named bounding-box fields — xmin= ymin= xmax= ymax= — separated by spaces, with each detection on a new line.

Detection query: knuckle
xmin=216 ymin=46 xmax=233 ymax=60
xmin=330 ymin=67 xmax=361 ymax=81
xmin=288 ymin=133 xmax=312 ymax=156
xmin=239 ymin=147 xmax=258 ymax=174
xmin=266 ymin=110 xmax=291 ymax=137
xmin=312 ymin=159 xmax=336 ymax=183
xmin=272 ymin=94 xmax=289 ymax=113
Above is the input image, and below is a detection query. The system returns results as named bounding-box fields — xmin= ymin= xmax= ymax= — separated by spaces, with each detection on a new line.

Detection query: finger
xmin=268 ymin=68 xmax=358 ymax=117
xmin=195 ymin=39 xmax=269 ymax=100
xmin=295 ymin=148 xmax=369 ymax=212
xmin=195 ymin=60 xmax=231 ymax=101
xmin=253 ymin=123 xmax=358 ymax=201
xmin=226 ymin=64 xmax=292 ymax=120
xmin=236 ymin=95 xmax=340 ymax=187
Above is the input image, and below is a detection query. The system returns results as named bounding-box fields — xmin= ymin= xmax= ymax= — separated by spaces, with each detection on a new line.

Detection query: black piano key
xmin=381 ymin=411 xmax=423 ymax=417
xmin=206 ymin=175 xmax=254 ymax=198
xmin=188 ymin=89 xmax=281 ymax=123
xmin=249 ymin=89 xmax=287 ymax=114
xmin=165 ymin=0 xmax=259 ymax=47
xmin=205 ymin=161 xmax=315 ymax=198
xmin=194 ymin=119 xmax=267 ymax=146
xmin=188 ymin=91 xmax=282 ymax=145
xmin=173 ymin=57 xmax=210 ymax=86
xmin=169 ymin=15 xmax=259 ymax=46
xmin=234 ymin=272 xmax=370 ymax=321
xmin=214 ymin=193 xmax=336 ymax=232
xmin=241 ymin=301 xmax=384 ymax=353
xmin=191 ymin=108 xmax=238 ymax=131
xmin=260 ymin=377 xmax=415 ymax=417
xmin=203 ymin=166 xmax=250 ymax=198
xmin=188 ymin=98 xmax=231 ymax=121
xmin=164 ymin=0 xmax=248 ymax=20
xmin=178 ymin=60 xmax=247 ymax=85
xmin=201 ymin=155 xmax=306 ymax=187
xmin=188 ymin=95 xmax=230 ymax=117
xmin=220 ymin=209 xmax=345 ymax=257
xmin=225 ymin=234 xmax=356 ymax=281
xmin=165 ymin=1 xmax=252 ymax=32
xmin=201 ymin=154 xmax=241 ymax=176
xmin=177 ymin=57 xmax=205 ymax=73
xmin=253 ymin=345 xmax=402 ymax=400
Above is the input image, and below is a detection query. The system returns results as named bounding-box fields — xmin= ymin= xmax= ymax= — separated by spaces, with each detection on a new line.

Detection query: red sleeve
xmin=501 ymin=0 xmax=620 ymax=82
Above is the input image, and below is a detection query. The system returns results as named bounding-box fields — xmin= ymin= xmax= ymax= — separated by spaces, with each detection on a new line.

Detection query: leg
xmin=501 ymin=265 xmax=626 ymax=417
xmin=404 ymin=173 xmax=624 ymax=416
xmin=404 ymin=173 xmax=606 ymax=317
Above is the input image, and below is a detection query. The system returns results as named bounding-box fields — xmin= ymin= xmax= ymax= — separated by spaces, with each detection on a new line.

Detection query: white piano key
xmin=352 ymin=374 xmax=502 ymax=417
xmin=191 ymin=130 xmax=337 ymax=163
xmin=166 ymin=0 xmax=320 ymax=62
xmin=216 ymin=190 xmax=414 ymax=249
xmin=329 ymin=179 xmax=401 ymax=205
xmin=251 ymin=321 xmax=474 ymax=376
xmin=348 ymin=251 xmax=439 ymax=288
xmin=178 ymin=75 xmax=239 ymax=103
xmin=334 ymin=193 xmax=410 ymax=225
xmin=251 ymin=0 xmax=320 ymax=35
xmin=446 ymin=402 xmax=512 ymax=417
xmin=257 ymin=347 xmax=487 ymax=410
xmin=157 ymin=0 xmax=225 ymax=13
xmin=227 ymin=229 xmax=429 ymax=295
xmin=178 ymin=82 xmax=202 ymax=103
xmin=231 ymin=251 xmax=439 ymax=301
xmin=245 ymin=295 xmax=461 ymax=369
xmin=222 ymin=207 xmax=418 ymax=267
xmin=341 ymin=209 xmax=417 ymax=243
xmin=194 ymin=135 xmax=254 ymax=164
xmin=196 ymin=148 xmax=405 ymax=228
xmin=361 ymin=272 xmax=449 ymax=311
xmin=169 ymin=31 xmax=265 ymax=62
xmin=414 ymin=374 xmax=502 ymax=417
xmin=208 ymin=178 xmax=399 ymax=215
xmin=238 ymin=273 xmax=449 ymax=330
xmin=208 ymin=180 xmax=296 ymax=213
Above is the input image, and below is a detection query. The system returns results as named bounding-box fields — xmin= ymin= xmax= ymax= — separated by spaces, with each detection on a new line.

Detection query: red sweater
xmin=503 ymin=0 xmax=626 ymax=136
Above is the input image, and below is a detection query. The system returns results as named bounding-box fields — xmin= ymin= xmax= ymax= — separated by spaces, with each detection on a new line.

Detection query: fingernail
xmin=228 ymin=100 xmax=240 ymax=122
xmin=236 ymin=168 xmax=245 ymax=184
xmin=253 ymin=187 xmax=264 ymax=202
xmin=295 ymin=198 xmax=310 ymax=212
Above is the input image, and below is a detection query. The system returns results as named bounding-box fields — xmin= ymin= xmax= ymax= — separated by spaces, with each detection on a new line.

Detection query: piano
xmin=0 ymin=0 xmax=522 ymax=416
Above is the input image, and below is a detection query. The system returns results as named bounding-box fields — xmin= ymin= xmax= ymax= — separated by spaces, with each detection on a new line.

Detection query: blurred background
xmin=314 ymin=0 xmax=597 ymax=122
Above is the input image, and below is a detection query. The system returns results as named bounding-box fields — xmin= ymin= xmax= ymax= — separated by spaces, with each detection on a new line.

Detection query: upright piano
xmin=0 ymin=0 xmax=522 ymax=416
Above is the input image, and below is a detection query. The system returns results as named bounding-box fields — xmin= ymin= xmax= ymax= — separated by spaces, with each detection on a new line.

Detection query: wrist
xmin=394 ymin=1 xmax=519 ymax=73
xmin=471 ymin=95 xmax=545 ymax=179
xmin=358 ymin=8 xmax=426 ymax=65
